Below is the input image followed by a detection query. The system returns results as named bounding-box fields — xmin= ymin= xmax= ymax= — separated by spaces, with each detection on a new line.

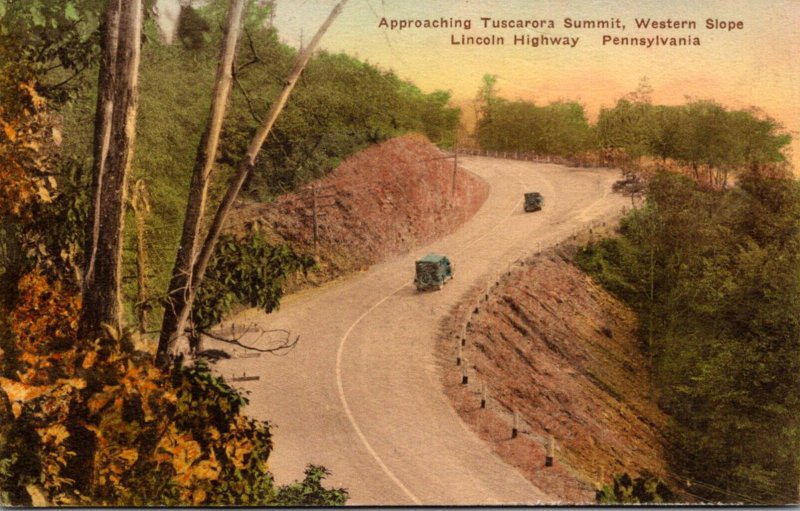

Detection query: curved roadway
xmin=210 ymin=157 xmax=628 ymax=505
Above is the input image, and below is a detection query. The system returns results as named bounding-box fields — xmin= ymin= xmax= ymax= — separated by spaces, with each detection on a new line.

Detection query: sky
xmin=271 ymin=0 xmax=800 ymax=170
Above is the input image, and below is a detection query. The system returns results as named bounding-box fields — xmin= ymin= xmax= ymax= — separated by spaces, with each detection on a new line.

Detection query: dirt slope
xmin=438 ymin=249 xmax=671 ymax=502
xmin=231 ymin=134 xmax=489 ymax=287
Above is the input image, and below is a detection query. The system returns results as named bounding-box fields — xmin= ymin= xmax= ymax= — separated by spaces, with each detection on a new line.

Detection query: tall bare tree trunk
xmin=80 ymin=0 xmax=143 ymax=339
xmin=157 ymin=0 xmax=349 ymax=361
xmin=157 ymin=0 xmax=247 ymax=360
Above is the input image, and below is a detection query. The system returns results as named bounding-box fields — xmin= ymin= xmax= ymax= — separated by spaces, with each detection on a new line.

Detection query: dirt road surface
xmin=208 ymin=157 xmax=629 ymax=505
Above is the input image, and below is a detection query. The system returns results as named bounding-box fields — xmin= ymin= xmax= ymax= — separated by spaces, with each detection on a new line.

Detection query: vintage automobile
xmin=524 ymin=192 xmax=544 ymax=212
xmin=414 ymin=253 xmax=453 ymax=291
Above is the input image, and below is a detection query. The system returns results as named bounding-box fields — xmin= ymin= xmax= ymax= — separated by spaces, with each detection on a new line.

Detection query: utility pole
xmin=451 ymin=133 xmax=459 ymax=197
xmin=131 ymin=179 xmax=151 ymax=334
xmin=312 ymin=183 xmax=318 ymax=249
xmin=302 ymin=183 xmax=335 ymax=253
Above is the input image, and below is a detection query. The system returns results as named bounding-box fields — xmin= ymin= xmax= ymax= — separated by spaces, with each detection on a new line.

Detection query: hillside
xmin=229 ymin=134 xmax=489 ymax=288
xmin=438 ymin=248 xmax=671 ymax=502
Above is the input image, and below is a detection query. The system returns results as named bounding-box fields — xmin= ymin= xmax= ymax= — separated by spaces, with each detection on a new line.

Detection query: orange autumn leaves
xmin=155 ymin=424 xmax=221 ymax=504
xmin=0 ymin=270 xmax=270 ymax=505
xmin=0 ymin=82 xmax=58 ymax=219
xmin=9 ymin=270 xmax=82 ymax=384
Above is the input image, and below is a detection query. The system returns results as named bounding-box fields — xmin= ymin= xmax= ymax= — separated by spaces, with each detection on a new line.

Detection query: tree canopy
xmin=577 ymin=169 xmax=800 ymax=503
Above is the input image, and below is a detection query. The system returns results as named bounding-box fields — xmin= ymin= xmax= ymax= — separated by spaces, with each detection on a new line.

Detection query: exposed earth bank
xmin=438 ymin=243 xmax=672 ymax=502
xmin=230 ymin=134 xmax=489 ymax=290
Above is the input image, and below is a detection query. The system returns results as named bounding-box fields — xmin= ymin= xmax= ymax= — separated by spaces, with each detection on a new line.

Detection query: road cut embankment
xmin=230 ymin=134 xmax=489 ymax=289
xmin=438 ymin=236 xmax=672 ymax=502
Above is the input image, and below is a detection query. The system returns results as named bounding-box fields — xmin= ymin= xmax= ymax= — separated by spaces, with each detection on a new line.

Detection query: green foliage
xmin=225 ymin=36 xmax=461 ymax=198
xmin=192 ymin=234 xmax=316 ymax=332
xmin=176 ymin=5 xmax=210 ymax=50
xmin=24 ymin=158 xmax=91 ymax=281
xmin=578 ymin=170 xmax=800 ymax=503
xmin=172 ymin=360 xmax=250 ymax=434
xmin=596 ymin=472 xmax=674 ymax=504
xmin=574 ymin=238 xmax=637 ymax=302
xmin=476 ymin=97 xmax=592 ymax=157
xmin=271 ymin=464 xmax=348 ymax=506
xmin=0 ymin=0 xmax=102 ymax=104
xmin=595 ymin=92 xmax=791 ymax=183
xmin=474 ymin=73 xmax=498 ymax=122
xmin=595 ymin=98 xmax=656 ymax=160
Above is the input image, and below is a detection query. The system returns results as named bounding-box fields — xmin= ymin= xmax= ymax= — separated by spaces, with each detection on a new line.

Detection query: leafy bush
xmin=596 ymin=472 xmax=674 ymax=504
xmin=192 ymin=233 xmax=316 ymax=333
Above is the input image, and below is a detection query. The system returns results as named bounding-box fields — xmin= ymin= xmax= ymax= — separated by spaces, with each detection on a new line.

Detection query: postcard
xmin=0 ymin=0 xmax=797 ymax=506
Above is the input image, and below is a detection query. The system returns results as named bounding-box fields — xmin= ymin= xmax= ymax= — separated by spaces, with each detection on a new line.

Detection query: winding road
xmin=208 ymin=156 xmax=629 ymax=505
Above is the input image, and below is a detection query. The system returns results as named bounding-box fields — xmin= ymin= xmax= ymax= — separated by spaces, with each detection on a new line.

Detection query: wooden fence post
xmin=546 ymin=435 xmax=555 ymax=466
xmin=512 ymin=411 xmax=519 ymax=438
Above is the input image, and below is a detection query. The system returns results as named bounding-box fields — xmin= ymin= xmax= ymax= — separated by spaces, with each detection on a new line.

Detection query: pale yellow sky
xmin=274 ymin=0 xmax=800 ymax=169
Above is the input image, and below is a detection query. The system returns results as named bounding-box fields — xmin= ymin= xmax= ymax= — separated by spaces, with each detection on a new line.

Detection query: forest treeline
xmin=474 ymin=76 xmax=790 ymax=188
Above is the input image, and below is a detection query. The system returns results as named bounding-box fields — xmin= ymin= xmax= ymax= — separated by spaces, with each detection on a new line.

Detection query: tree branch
xmin=200 ymin=326 xmax=299 ymax=355
xmin=233 ymin=72 xmax=262 ymax=124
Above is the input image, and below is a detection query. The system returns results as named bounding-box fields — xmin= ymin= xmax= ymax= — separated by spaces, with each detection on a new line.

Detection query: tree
xmin=473 ymin=73 xmax=497 ymax=125
xmin=578 ymin=169 xmax=800 ymax=504
xmin=595 ymin=98 xmax=654 ymax=161
xmin=475 ymin=97 xmax=591 ymax=157
xmin=79 ymin=0 xmax=143 ymax=338
xmin=727 ymin=109 xmax=791 ymax=174
xmin=159 ymin=0 xmax=246 ymax=363
xmin=672 ymin=100 xmax=732 ymax=186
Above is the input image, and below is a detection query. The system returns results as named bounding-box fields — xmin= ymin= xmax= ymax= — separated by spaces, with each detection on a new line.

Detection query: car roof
xmin=418 ymin=253 xmax=446 ymax=263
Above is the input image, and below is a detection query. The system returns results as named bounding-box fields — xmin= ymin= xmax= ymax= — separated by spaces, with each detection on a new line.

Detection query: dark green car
xmin=524 ymin=192 xmax=544 ymax=212
xmin=414 ymin=253 xmax=453 ymax=291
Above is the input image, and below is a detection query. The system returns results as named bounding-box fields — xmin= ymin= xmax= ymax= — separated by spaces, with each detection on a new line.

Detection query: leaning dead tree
xmin=157 ymin=0 xmax=349 ymax=363
xmin=79 ymin=0 xmax=143 ymax=339
xmin=158 ymin=0 xmax=247 ymax=359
